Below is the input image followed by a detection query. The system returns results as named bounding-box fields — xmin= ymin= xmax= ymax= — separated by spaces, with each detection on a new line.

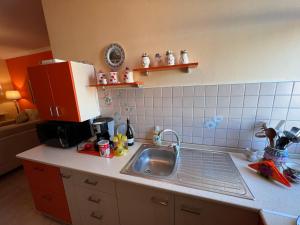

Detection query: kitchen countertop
xmin=17 ymin=142 xmax=300 ymax=225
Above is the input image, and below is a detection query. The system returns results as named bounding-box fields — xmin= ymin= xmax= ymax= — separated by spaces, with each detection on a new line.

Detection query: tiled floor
xmin=0 ymin=168 xmax=62 ymax=225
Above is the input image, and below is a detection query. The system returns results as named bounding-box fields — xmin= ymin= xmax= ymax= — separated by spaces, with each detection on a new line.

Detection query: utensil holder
xmin=263 ymin=146 xmax=288 ymax=168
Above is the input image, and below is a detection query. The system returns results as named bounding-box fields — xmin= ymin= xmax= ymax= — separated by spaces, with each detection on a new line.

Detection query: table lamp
xmin=6 ymin=90 xmax=21 ymax=114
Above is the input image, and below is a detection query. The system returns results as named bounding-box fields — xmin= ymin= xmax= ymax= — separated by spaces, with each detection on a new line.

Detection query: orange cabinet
xmin=28 ymin=61 xmax=100 ymax=122
xmin=22 ymin=160 xmax=72 ymax=224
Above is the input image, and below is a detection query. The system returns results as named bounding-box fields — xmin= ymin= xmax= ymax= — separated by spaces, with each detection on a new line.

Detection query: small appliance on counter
xmin=92 ymin=117 xmax=114 ymax=142
xmin=36 ymin=120 xmax=92 ymax=148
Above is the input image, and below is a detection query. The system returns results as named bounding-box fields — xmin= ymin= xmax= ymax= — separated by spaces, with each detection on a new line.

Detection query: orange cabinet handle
xmin=88 ymin=196 xmax=101 ymax=204
xmin=180 ymin=205 xmax=201 ymax=215
xmin=84 ymin=179 xmax=98 ymax=186
xmin=90 ymin=212 xmax=103 ymax=220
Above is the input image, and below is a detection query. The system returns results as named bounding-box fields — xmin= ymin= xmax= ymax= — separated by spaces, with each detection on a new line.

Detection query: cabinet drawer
xmin=77 ymin=188 xmax=119 ymax=225
xmin=23 ymin=160 xmax=65 ymax=194
xmin=32 ymin=190 xmax=71 ymax=224
xmin=61 ymin=168 xmax=115 ymax=194
xmin=175 ymin=195 xmax=259 ymax=225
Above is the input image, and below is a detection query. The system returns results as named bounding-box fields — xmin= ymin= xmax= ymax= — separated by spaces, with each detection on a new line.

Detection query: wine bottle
xmin=126 ymin=118 xmax=134 ymax=146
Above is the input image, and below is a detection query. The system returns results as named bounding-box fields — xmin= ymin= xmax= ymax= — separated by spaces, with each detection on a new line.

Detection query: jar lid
xmin=166 ymin=50 xmax=173 ymax=55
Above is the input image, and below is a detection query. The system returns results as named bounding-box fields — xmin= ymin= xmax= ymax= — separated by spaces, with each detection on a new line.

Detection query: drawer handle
xmin=90 ymin=212 xmax=103 ymax=220
xmin=181 ymin=205 xmax=201 ymax=215
xmin=84 ymin=179 xmax=98 ymax=186
xmin=61 ymin=174 xmax=71 ymax=179
xmin=151 ymin=197 xmax=169 ymax=206
xmin=33 ymin=167 xmax=44 ymax=172
xmin=88 ymin=196 xmax=101 ymax=204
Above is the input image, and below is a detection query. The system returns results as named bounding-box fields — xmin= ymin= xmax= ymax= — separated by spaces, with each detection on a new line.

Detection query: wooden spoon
xmin=265 ymin=128 xmax=277 ymax=148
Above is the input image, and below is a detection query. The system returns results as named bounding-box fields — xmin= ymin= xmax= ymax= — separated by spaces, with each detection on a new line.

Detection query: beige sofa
xmin=0 ymin=120 xmax=41 ymax=175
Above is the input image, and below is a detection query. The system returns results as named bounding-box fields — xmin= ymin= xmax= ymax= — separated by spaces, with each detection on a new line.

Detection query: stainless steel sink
xmin=122 ymin=146 xmax=177 ymax=177
xmin=121 ymin=144 xmax=254 ymax=200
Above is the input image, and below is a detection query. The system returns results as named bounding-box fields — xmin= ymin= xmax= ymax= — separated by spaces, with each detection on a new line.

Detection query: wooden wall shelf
xmin=89 ymin=81 xmax=143 ymax=89
xmin=133 ymin=62 xmax=198 ymax=75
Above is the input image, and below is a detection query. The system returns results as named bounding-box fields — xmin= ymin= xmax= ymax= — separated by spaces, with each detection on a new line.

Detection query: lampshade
xmin=5 ymin=90 xmax=21 ymax=100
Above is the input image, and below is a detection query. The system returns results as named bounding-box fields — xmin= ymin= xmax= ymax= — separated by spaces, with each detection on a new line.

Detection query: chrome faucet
xmin=158 ymin=129 xmax=181 ymax=157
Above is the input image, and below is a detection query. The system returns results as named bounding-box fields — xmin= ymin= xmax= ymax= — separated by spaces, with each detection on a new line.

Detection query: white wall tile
xmin=217 ymin=118 xmax=228 ymax=129
xmin=256 ymin=108 xmax=272 ymax=120
xmin=217 ymin=97 xmax=230 ymax=107
xmin=285 ymin=120 xmax=300 ymax=130
xmin=172 ymin=86 xmax=183 ymax=97
xmin=228 ymin=119 xmax=241 ymax=129
xmin=252 ymin=141 xmax=266 ymax=150
xmin=183 ymin=86 xmax=194 ymax=96
xmin=287 ymin=108 xmax=300 ymax=120
xmin=173 ymin=126 xmax=182 ymax=135
xmin=258 ymin=96 xmax=274 ymax=108
xmin=145 ymin=108 xmax=154 ymax=117
xmin=162 ymin=97 xmax=172 ymax=108
xmin=245 ymin=83 xmax=260 ymax=95
xmin=135 ymin=89 xmax=144 ymax=98
xmin=183 ymin=108 xmax=193 ymax=118
xmin=183 ymin=118 xmax=193 ymax=126
xmin=192 ymin=127 xmax=203 ymax=136
xmin=193 ymin=117 xmax=205 ymax=127
xmin=218 ymin=84 xmax=231 ymax=96
xmin=136 ymin=98 xmax=144 ymax=107
xmin=194 ymin=97 xmax=205 ymax=107
xmin=153 ymin=97 xmax=162 ymax=108
xmin=205 ymin=97 xmax=217 ymax=107
xmin=271 ymin=108 xmax=288 ymax=120
xmin=144 ymin=88 xmax=154 ymax=97
xmin=276 ymin=82 xmax=293 ymax=95
xmin=290 ymin=96 xmax=300 ymax=108
xmin=239 ymin=130 xmax=253 ymax=141
xmin=204 ymin=108 xmax=216 ymax=117
xmin=214 ymin=138 xmax=227 ymax=146
xmin=244 ymin=96 xmax=259 ymax=107
xmin=240 ymin=119 xmax=254 ymax=130
xmin=153 ymin=88 xmax=162 ymax=97
xmin=215 ymin=129 xmax=227 ymax=139
xmin=293 ymin=82 xmax=300 ymax=95
xmin=172 ymin=97 xmax=182 ymax=108
xmin=183 ymin=127 xmax=193 ymax=136
xmin=173 ymin=108 xmax=182 ymax=117
xmin=162 ymin=107 xmax=172 ymax=117
xmin=163 ymin=118 xmax=172 ymax=126
xmin=203 ymin=138 xmax=214 ymax=145
xmin=227 ymin=129 xmax=240 ymax=139
xmin=205 ymin=85 xmax=218 ymax=96
xmin=229 ymin=108 xmax=243 ymax=118
xmin=193 ymin=108 xmax=205 ymax=118
xmin=192 ymin=136 xmax=203 ymax=144
xmin=172 ymin=117 xmax=182 ymax=126
xmin=144 ymin=97 xmax=153 ymax=107
xmin=273 ymin=96 xmax=291 ymax=108
xmin=127 ymin=89 xmax=136 ymax=98
xmin=203 ymin=128 xmax=215 ymax=138
xmin=216 ymin=108 xmax=229 ymax=117
xmin=183 ymin=97 xmax=194 ymax=107
xmin=226 ymin=139 xmax=239 ymax=147
xmin=238 ymin=140 xmax=252 ymax=149
xmin=230 ymin=96 xmax=244 ymax=107
xmin=162 ymin=87 xmax=172 ymax=97
xmin=194 ymin=86 xmax=205 ymax=96
xmin=260 ymin=83 xmax=276 ymax=95
xmin=242 ymin=108 xmax=257 ymax=119
xmin=154 ymin=117 xmax=163 ymax=125
xmin=183 ymin=136 xmax=193 ymax=143
xmin=231 ymin=84 xmax=245 ymax=96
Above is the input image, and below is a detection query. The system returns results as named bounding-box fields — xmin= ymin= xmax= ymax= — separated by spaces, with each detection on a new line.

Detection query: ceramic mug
xmin=109 ymin=72 xmax=118 ymax=84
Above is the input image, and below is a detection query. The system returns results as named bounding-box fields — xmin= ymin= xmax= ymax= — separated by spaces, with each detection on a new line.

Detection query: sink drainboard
xmin=121 ymin=145 xmax=254 ymax=200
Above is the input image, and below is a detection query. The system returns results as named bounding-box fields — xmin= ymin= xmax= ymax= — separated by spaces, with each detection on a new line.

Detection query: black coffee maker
xmin=92 ymin=117 xmax=114 ymax=142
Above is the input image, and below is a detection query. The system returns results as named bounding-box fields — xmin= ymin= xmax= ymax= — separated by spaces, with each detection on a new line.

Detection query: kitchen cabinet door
xmin=28 ymin=65 xmax=56 ymax=120
xmin=47 ymin=62 xmax=80 ymax=122
xmin=116 ymin=181 xmax=174 ymax=225
xmin=23 ymin=160 xmax=71 ymax=224
xmin=175 ymin=195 xmax=259 ymax=225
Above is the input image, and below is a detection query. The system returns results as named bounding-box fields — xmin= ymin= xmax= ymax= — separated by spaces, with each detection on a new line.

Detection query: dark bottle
xmin=126 ymin=118 xmax=134 ymax=146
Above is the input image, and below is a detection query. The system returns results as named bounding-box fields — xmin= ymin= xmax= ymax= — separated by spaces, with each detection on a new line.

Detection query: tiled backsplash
xmin=98 ymin=81 xmax=300 ymax=154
